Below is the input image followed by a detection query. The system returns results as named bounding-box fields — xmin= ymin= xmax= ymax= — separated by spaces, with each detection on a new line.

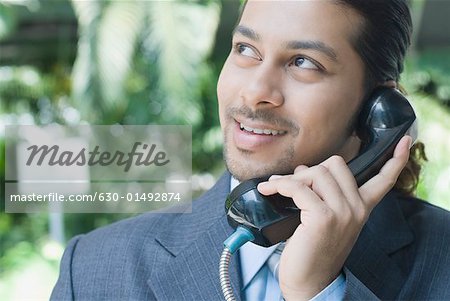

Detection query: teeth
xmin=240 ymin=123 xmax=285 ymax=135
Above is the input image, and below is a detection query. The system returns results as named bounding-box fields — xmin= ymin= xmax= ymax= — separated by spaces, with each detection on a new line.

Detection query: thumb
xmin=359 ymin=135 xmax=412 ymax=209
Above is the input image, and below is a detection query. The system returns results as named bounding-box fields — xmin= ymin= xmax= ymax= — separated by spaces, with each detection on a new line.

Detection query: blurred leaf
xmin=0 ymin=4 xmax=17 ymax=40
xmin=97 ymin=1 xmax=144 ymax=114
xmin=145 ymin=1 xmax=220 ymax=124
xmin=70 ymin=0 xmax=103 ymax=121
xmin=70 ymin=0 xmax=220 ymax=125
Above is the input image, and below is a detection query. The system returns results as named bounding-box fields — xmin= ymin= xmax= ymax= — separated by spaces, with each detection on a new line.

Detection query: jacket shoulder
xmin=66 ymin=171 xmax=230 ymax=265
xmin=396 ymin=194 xmax=450 ymax=299
xmin=53 ymin=172 xmax=231 ymax=300
xmin=397 ymin=194 xmax=450 ymax=234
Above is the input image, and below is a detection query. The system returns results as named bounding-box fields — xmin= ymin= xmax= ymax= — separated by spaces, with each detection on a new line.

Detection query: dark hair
xmin=237 ymin=0 xmax=427 ymax=195
xmin=334 ymin=0 xmax=426 ymax=195
xmin=335 ymin=0 xmax=412 ymax=87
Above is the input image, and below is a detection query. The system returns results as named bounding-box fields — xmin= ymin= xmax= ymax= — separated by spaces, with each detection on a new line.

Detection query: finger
xmin=319 ymin=156 xmax=361 ymax=208
xmin=258 ymin=179 xmax=325 ymax=212
xmin=293 ymin=165 xmax=350 ymax=213
xmin=260 ymin=166 xmax=348 ymax=214
xmin=294 ymin=164 xmax=308 ymax=174
xmin=269 ymin=174 xmax=284 ymax=181
xmin=267 ymin=165 xmax=308 ymax=181
xmin=359 ymin=135 xmax=412 ymax=209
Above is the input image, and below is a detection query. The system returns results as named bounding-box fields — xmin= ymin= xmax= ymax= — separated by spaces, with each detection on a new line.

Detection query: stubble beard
xmin=223 ymin=130 xmax=296 ymax=182
xmin=222 ymin=105 xmax=301 ymax=181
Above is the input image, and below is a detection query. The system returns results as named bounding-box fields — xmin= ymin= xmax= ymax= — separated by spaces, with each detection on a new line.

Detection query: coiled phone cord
xmin=219 ymin=226 xmax=255 ymax=301
xmin=219 ymin=247 xmax=235 ymax=301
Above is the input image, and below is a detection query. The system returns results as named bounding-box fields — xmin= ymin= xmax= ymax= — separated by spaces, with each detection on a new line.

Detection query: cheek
xmin=217 ymin=59 xmax=237 ymax=100
xmin=216 ymin=64 xmax=228 ymax=102
xmin=289 ymin=84 xmax=361 ymax=143
xmin=217 ymin=58 xmax=246 ymax=123
xmin=217 ymin=60 xmax=232 ymax=125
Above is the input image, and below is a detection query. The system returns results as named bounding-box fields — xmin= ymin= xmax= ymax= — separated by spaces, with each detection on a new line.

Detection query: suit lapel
xmin=345 ymin=190 xmax=414 ymax=299
xmin=148 ymin=172 xmax=243 ymax=300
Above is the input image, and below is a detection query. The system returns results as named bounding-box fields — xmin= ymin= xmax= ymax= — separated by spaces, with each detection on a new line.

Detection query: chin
xmin=225 ymin=156 xmax=294 ymax=182
xmin=223 ymin=142 xmax=297 ymax=181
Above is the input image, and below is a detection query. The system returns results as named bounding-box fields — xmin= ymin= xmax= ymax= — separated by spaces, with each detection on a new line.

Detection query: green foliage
xmin=0 ymin=66 xmax=73 ymax=124
xmin=403 ymin=48 xmax=450 ymax=107
xmin=0 ymin=3 xmax=17 ymax=40
xmin=0 ymin=213 xmax=48 ymax=273
xmin=70 ymin=0 xmax=220 ymax=126
xmin=401 ymin=51 xmax=450 ymax=209
xmin=406 ymin=92 xmax=450 ymax=209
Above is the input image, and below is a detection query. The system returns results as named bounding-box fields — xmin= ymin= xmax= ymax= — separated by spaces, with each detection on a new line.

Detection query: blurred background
xmin=0 ymin=0 xmax=449 ymax=300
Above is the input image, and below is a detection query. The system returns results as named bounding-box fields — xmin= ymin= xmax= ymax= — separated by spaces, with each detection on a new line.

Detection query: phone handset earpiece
xmin=348 ymin=87 xmax=417 ymax=186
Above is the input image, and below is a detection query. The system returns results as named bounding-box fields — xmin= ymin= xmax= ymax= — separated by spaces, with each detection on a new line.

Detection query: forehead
xmin=239 ymin=0 xmax=363 ymax=59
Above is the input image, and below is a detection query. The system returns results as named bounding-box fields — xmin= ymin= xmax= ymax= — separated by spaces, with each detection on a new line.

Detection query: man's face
xmin=217 ymin=0 xmax=366 ymax=181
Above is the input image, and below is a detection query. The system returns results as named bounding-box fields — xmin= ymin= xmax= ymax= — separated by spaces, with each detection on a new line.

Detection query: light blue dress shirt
xmin=231 ymin=177 xmax=346 ymax=300
xmin=239 ymin=241 xmax=346 ymax=301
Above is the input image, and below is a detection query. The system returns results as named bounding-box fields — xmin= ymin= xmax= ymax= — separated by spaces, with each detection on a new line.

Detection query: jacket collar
xmin=148 ymin=171 xmax=243 ymax=300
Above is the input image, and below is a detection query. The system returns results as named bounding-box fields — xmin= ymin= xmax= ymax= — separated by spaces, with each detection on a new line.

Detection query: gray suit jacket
xmin=51 ymin=172 xmax=450 ymax=300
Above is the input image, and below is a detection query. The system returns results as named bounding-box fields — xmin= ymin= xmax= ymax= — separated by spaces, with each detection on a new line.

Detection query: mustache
xmin=226 ymin=105 xmax=300 ymax=135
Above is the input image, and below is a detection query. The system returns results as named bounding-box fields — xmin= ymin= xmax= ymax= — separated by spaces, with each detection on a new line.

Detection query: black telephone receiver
xmin=225 ymin=87 xmax=417 ymax=247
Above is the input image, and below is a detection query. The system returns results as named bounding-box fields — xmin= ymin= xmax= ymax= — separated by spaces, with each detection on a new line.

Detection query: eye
xmin=292 ymin=57 xmax=320 ymax=70
xmin=234 ymin=43 xmax=261 ymax=60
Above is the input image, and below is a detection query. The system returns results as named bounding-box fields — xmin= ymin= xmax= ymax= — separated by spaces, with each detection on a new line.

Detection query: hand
xmin=257 ymin=136 xmax=412 ymax=300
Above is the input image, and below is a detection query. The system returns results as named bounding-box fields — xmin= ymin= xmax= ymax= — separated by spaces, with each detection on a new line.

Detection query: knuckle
xmin=341 ymin=206 xmax=353 ymax=221
xmin=384 ymin=175 xmax=397 ymax=188
xmin=294 ymin=165 xmax=308 ymax=173
xmin=314 ymin=165 xmax=330 ymax=176
xmin=294 ymin=182 xmax=307 ymax=191
xmin=330 ymin=155 xmax=346 ymax=165
xmin=354 ymin=205 xmax=369 ymax=223
xmin=342 ymin=205 xmax=358 ymax=224
xmin=291 ymin=183 xmax=308 ymax=199
xmin=320 ymin=206 xmax=336 ymax=223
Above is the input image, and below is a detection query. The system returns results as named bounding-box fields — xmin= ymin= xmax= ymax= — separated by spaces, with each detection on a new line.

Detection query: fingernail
xmin=257 ymin=182 xmax=268 ymax=191
xmin=269 ymin=175 xmax=282 ymax=181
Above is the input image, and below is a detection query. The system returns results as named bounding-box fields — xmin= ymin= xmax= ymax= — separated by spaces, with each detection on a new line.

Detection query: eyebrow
xmin=233 ymin=25 xmax=261 ymax=42
xmin=233 ymin=25 xmax=338 ymax=63
xmin=285 ymin=40 xmax=338 ymax=62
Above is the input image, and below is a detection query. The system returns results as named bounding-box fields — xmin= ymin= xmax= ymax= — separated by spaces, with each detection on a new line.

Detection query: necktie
xmin=267 ymin=242 xmax=285 ymax=282
xmin=265 ymin=242 xmax=286 ymax=301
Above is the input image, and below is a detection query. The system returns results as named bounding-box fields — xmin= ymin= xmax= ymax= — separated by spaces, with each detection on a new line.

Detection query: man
xmin=52 ymin=1 xmax=450 ymax=300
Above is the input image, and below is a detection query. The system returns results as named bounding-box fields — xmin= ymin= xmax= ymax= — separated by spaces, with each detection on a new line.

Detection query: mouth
xmin=231 ymin=119 xmax=288 ymax=152
xmin=238 ymin=122 xmax=287 ymax=136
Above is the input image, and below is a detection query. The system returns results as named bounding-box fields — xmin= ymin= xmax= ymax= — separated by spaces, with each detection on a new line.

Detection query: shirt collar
xmin=239 ymin=240 xmax=278 ymax=289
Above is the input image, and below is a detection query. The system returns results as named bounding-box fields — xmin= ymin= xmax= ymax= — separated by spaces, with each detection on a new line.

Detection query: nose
xmin=239 ymin=63 xmax=284 ymax=109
